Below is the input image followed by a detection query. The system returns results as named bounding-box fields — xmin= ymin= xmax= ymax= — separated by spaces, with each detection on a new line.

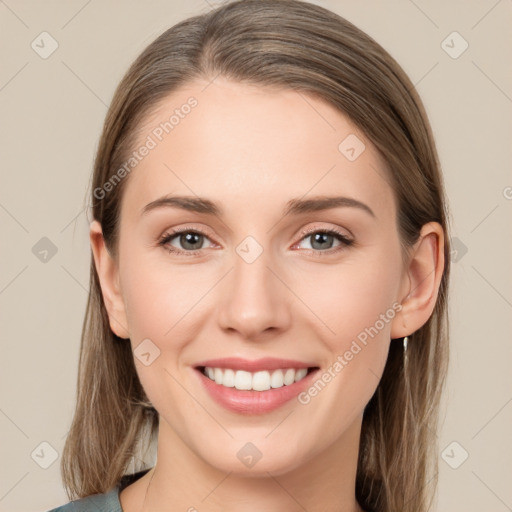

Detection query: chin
xmin=196 ymin=438 xmax=312 ymax=477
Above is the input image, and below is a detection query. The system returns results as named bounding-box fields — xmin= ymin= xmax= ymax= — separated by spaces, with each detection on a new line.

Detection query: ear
xmin=391 ymin=222 xmax=445 ymax=339
xmin=89 ymin=220 xmax=130 ymax=339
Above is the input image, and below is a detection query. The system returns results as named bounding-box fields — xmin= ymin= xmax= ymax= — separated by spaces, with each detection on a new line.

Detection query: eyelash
xmin=157 ymin=226 xmax=354 ymax=258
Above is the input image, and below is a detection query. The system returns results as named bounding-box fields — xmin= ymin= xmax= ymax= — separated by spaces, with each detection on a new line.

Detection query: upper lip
xmin=194 ymin=357 xmax=317 ymax=372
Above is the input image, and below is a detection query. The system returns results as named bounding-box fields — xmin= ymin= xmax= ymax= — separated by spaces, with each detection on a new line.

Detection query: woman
xmin=49 ymin=0 xmax=450 ymax=511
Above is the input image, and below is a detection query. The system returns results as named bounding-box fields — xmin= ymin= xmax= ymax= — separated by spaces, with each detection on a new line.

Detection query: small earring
xmin=403 ymin=335 xmax=409 ymax=353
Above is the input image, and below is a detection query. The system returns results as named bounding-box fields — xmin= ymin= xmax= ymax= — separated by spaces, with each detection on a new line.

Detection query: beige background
xmin=1 ymin=1 xmax=511 ymax=511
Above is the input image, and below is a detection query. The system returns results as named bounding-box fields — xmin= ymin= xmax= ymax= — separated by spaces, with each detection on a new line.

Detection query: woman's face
xmin=107 ymin=78 xmax=410 ymax=475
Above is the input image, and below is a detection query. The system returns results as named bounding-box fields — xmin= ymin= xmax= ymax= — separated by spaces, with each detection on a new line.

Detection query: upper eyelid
xmin=160 ymin=224 xmax=351 ymax=239
xmin=298 ymin=224 xmax=352 ymax=238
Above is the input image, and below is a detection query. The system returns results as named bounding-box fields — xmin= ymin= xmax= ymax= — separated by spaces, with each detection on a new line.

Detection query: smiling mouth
xmin=197 ymin=366 xmax=318 ymax=391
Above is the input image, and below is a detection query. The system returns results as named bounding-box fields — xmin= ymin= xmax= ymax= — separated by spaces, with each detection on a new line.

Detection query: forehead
xmin=121 ymin=77 xmax=395 ymax=222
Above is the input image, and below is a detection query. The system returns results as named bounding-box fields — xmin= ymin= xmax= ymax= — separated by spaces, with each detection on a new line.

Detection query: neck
xmin=141 ymin=416 xmax=365 ymax=512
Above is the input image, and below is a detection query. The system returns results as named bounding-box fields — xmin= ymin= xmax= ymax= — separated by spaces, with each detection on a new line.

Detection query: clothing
xmin=47 ymin=468 xmax=151 ymax=512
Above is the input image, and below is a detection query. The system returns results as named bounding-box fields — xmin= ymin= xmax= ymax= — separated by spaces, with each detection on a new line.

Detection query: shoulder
xmin=46 ymin=487 xmax=121 ymax=512
xmin=46 ymin=469 xmax=151 ymax=512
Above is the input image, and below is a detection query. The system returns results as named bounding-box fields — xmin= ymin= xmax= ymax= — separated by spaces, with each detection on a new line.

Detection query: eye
xmin=157 ymin=226 xmax=354 ymax=257
xmin=294 ymin=228 xmax=354 ymax=254
xmin=158 ymin=227 xmax=216 ymax=255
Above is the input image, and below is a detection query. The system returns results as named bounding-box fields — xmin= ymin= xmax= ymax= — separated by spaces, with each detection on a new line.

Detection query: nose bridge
xmin=217 ymin=236 xmax=290 ymax=337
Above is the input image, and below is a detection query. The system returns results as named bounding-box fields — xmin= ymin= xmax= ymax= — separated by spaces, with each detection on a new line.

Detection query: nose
xmin=216 ymin=243 xmax=292 ymax=340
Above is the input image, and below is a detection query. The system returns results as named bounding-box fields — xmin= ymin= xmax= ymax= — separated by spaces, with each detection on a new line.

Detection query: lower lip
xmin=195 ymin=368 xmax=318 ymax=414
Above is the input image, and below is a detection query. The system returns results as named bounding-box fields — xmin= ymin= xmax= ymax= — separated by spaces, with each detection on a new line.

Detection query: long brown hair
xmin=61 ymin=1 xmax=450 ymax=511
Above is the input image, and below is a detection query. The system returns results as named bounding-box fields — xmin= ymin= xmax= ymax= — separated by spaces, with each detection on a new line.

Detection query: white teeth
xmin=294 ymin=368 xmax=308 ymax=382
xmin=202 ymin=367 xmax=310 ymax=391
xmin=234 ymin=370 xmax=252 ymax=390
xmin=223 ymin=368 xmax=235 ymax=387
xmin=252 ymin=371 xmax=271 ymax=391
xmin=270 ymin=369 xmax=284 ymax=388
xmin=283 ymin=369 xmax=295 ymax=385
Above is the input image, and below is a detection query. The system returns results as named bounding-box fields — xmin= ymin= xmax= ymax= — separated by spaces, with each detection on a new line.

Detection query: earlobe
xmin=89 ymin=220 xmax=130 ymax=339
xmin=391 ymin=222 xmax=445 ymax=339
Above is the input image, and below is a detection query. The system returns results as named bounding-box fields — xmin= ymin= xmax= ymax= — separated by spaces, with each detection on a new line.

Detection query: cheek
xmin=293 ymin=262 xmax=401 ymax=440
xmin=118 ymin=252 xmax=207 ymax=415
xmin=292 ymin=248 xmax=402 ymax=414
xmin=293 ymin=254 xmax=402 ymax=349
xmin=119 ymin=247 xmax=215 ymax=343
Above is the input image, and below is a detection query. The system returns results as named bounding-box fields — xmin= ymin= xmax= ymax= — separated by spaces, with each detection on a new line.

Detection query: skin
xmin=90 ymin=77 xmax=445 ymax=512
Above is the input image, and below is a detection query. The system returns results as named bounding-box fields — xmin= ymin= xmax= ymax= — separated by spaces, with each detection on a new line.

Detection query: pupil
xmin=311 ymin=232 xmax=332 ymax=250
xmin=181 ymin=232 xmax=203 ymax=250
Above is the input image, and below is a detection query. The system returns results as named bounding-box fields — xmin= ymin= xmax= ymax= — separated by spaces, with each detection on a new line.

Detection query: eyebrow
xmin=141 ymin=194 xmax=375 ymax=218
